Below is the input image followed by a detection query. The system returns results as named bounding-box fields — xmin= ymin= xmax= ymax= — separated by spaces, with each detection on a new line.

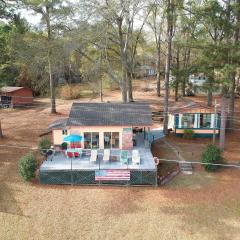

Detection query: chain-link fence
xmin=39 ymin=169 xmax=157 ymax=186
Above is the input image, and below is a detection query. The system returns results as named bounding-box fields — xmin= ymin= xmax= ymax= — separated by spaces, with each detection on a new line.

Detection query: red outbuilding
xmin=0 ymin=87 xmax=33 ymax=107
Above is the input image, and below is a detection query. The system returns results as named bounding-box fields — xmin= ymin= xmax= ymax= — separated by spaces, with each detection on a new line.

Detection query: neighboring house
xmin=189 ymin=74 xmax=207 ymax=87
xmin=137 ymin=65 xmax=156 ymax=78
xmin=0 ymin=87 xmax=33 ymax=107
xmin=168 ymin=103 xmax=220 ymax=137
xmin=49 ymin=102 xmax=153 ymax=150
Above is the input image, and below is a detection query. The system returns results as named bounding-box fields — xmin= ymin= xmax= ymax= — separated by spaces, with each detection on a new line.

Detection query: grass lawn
xmin=0 ymin=85 xmax=240 ymax=240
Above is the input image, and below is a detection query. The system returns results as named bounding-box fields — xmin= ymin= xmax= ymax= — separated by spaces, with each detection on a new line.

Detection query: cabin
xmin=189 ymin=74 xmax=207 ymax=87
xmin=40 ymin=103 xmax=158 ymax=186
xmin=49 ymin=103 xmax=153 ymax=149
xmin=168 ymin=103 xmax=220 ymax=137
xmin=0 ymin=87 xmax=33 ymax=107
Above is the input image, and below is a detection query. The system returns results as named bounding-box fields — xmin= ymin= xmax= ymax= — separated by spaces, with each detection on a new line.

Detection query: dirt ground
xmin=0 ymin=79 xmax=240 ymax=240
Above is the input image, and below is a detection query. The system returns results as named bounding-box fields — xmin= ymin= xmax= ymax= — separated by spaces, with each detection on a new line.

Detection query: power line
xmin=156 ymin=158 xmax=240 ymax=169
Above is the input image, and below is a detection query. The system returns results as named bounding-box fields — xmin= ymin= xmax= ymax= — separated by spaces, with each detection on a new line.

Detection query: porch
xmin=39 ymin=133 xmax=157 ymax=186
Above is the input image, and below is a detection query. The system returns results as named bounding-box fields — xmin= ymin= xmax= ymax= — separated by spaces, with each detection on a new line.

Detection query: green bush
xmin=61 ymin=142 xmax=68 ymax=150
xmin=19 ymin=152 xmax=37 ymax=181
xmin=201 ymin=145 xmax=222 ymax=171
xmin=183 ymin=129 xmax=194 ymax=139
xmin=38 ymin=137 xmax=51 ymax=155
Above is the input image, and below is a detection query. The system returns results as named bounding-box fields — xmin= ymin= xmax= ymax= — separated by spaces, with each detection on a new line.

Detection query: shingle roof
xmin=169 ymin=102 xmax=218 ymax=114
xmin=48 ymin=118 xmax=68 ymax=130
xmin=1 ymin=87 xmax=24 ymax=93
xmin=49 ymin=103 xmax=152 ymax=129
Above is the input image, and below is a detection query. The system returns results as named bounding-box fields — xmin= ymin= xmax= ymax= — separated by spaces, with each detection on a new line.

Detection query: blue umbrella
xmin=63 ymin=134 xmax=82 ymax=142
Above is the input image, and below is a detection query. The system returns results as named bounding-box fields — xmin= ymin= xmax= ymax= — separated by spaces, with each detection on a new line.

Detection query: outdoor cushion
xmin=67 ymin=152 xmax=73 ymax=158
xmin=74 ymin=152 xmax=79 ymax=158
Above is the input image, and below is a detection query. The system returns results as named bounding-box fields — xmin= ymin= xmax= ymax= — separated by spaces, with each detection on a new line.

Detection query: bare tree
xmin=163 ymin=0 xmax=174 ymax=135
xmin=147 ymin=0 xmax=165 ymax=97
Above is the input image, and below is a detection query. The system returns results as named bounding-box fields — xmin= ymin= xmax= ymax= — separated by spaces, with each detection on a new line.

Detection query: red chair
xmin=67 ymin=152 xmax=73 ymax=158
xmin=76 ymin=143 xmax=81 ymax=148
xmin=74 ymin=152 xmax=79 ymax=158
xmin=70 ymin=143 xmax=75 ymax=149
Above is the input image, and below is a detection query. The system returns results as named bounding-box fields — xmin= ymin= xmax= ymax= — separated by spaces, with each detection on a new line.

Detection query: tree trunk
xmin=121 ymin=70 xmax=128 ymax=103
xmin=228 ymin=0 xmax=240 ymax=129
xmin=163 ymin=0 xmax=173 ymax=135
xmin=156 ymin=42 xmax=161 ymax=97
xmin=127 ymin=72 xmax=133 ymax=102
xmin=228 ymin=74 xmax=236 ymax=129
xmin=117 ymin=17 xmax=128 ymax=103
xmin=46 ymin=6 xmax=56 ymax=114
xmin=0 ymin=120 xmax=3 ymax=138
xmin=207 ymin=89 xmax=213 ymax=107
xmin=219 ymin=94 xmax=227 ymax=150
xmin=175 ymin=47 xmax=180 ymax=101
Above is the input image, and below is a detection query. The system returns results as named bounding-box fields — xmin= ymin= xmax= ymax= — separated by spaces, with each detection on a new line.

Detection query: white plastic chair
xmin=90 ymin=149 xmax=98 ymax=162
xmin=132 ymin=150 xmax=140 ymax=165
xmin=103 ymin=149 xmax=110 ymax=161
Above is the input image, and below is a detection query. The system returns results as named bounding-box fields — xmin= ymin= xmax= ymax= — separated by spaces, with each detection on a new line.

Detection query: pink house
xmin=48 ymin=103 xmax=153 ymax=150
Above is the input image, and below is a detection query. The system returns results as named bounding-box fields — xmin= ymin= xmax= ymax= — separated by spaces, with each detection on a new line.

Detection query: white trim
xmin=210 ymin=114 xmax=215 ymax=129
xmin=178 ymin=114 xmax=182 ymax=128
xmin=194 ymin=114 xmax=198 ymax=128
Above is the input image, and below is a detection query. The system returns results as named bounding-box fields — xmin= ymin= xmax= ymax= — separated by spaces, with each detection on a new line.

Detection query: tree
xmin=163 ymin=0 xmax=175 ymax=135
xmin=21 ymin=0 xmax=72 ymax=113
xmin=147 ymin=0 xmax=164 ymax=97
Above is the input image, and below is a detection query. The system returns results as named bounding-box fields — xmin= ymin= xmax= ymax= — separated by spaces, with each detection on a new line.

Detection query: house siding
xmin=52 ymin=126 xmax=134 ymax=149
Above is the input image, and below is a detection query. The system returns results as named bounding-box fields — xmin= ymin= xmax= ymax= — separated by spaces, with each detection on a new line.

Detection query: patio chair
xmin=76 ymin=143 xmax=81 ymax=148
xmin=74 ymin=152 xmax=79 ymax=158
xmin=132 ymin=150 xmax=140 ymax=165
xmin=120 ymin=150 xmax=128 ymax=164
xmin=67 ymin=152 xmax=73 ymax=158
xmin=90 ymin=149 xmax=98 ymax=162
xmin=103 ymin=149 xmax=110 ymax=161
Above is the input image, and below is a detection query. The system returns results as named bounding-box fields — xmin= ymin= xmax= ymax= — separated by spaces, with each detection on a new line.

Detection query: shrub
xmin=201 ymin=144 xmax=222 ymax=171
xmin=39 ymin=137 xmax=51 ymax=155
xmin=183 ymin=129 xmax=194 ymax=139
xmin=19 ymin=152 xmax=37 ymax=181
xmin=61 ymin=142 xmax=68 ymax=150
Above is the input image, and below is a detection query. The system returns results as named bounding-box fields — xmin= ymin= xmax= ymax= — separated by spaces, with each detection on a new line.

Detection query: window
xmin=112 ymin=132 xmax=119 ymax=148
xmin=92 ymin=132 xmax=99 ymax=149
xmin=181 ymin=114 xmax=195 ymax=128
xmin=200 ymin=114 xmax=211 ymax=128
xmin=62 ymin=129 xmax=68 ymax=135
xmin=104 ymin=132 xmax=120 ymax=148
xmin=84 ymin=132 xmax=91 ymax=148
xmin=104 ymin=132 xmax=111 ymax=149
xmin=84 ymin=132 xmax=99 ymax=149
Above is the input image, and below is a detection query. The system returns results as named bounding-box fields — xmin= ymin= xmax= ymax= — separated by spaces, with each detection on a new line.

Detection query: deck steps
xmin=179 ymin=161 xmax=193 ymax=174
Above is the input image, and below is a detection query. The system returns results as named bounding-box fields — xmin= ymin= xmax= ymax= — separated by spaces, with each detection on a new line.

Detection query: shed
xmin=0 ymin=87 xmax=33 ymax=107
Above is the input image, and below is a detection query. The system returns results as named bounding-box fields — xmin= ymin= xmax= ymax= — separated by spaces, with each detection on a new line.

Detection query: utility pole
xmin=212 ymin=99 xmax=218 ymax=145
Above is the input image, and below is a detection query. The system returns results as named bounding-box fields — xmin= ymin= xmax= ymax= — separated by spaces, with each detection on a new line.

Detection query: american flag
xmin=95 ymin=170 xmax=130 ymax=181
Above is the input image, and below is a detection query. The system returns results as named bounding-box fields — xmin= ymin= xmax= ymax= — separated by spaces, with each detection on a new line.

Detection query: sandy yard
xmin=0 ymin=80 xmax=240 ymax=240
